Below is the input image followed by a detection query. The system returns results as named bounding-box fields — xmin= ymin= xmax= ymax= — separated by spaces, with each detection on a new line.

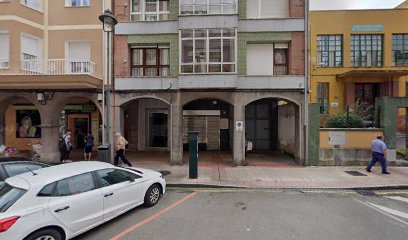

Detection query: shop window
xmin=317 ymin=35 xmax=342 ymax=67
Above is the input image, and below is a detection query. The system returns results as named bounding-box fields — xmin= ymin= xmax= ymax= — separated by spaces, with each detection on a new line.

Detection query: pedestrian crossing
xmin=361 ymin=195 xmax=408 ymax=226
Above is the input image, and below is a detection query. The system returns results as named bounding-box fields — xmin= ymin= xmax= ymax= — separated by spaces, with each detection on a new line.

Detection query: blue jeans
xmin=367 ymin=152 xmax=387 ymax=173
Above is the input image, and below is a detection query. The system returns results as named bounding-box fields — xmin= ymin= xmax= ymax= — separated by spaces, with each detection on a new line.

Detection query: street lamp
xmin=99 ymin=10 xmax=117 ymax=147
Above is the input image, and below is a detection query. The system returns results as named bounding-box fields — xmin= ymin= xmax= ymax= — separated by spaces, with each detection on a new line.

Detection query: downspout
xmin=304 ymin=0 xmax=310 ymax=165
xmin=112 ymin=0 xmax=116 ymax=137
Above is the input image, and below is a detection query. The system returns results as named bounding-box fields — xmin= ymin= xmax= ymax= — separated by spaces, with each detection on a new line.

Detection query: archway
xmin=245 ymin=97 xmax=301 ymax=166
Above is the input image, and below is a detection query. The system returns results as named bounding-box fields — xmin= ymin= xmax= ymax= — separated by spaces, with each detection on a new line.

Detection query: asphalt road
xmin=74 ymin=189 xmax=408 ymax=240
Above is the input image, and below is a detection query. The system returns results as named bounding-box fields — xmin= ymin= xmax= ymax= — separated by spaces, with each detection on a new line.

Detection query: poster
xmin=16 ymin=110 xmax=41 ymax=138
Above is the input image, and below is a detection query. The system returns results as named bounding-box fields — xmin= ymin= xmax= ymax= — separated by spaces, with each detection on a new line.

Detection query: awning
xmin=337 ymin=70 xmax=408 ymax=80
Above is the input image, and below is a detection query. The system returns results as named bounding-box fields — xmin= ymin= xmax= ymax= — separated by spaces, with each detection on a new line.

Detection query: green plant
xmin=324 ymin=113 xmax=364 ymax=128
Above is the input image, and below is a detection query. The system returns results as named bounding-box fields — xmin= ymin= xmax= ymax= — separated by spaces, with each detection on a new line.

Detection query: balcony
xmin=20 ymin=59 xmax=96 ymax=77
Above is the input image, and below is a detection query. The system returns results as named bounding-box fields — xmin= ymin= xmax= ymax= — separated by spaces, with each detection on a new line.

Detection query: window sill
xmin=64 ymin=5 xmax=91 ymax=8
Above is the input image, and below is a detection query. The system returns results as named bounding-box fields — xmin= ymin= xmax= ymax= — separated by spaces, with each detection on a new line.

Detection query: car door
xmin=94 ymin=168 xmax=143 ymax=220
xmin=47 ymin=172 xmax=104 ymax=234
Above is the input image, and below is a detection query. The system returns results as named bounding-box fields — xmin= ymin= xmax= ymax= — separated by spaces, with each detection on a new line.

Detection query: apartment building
xmin=310 ymin=7 xmax=408 ymax=130
xmin=0 ymin=0 xmax=107 ymax=162
xmin=113 ymin=0 xmax=308 ymax=165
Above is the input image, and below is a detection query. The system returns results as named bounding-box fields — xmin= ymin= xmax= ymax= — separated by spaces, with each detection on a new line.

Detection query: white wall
xmin=278 ymin=103 xmax=296 ymax=156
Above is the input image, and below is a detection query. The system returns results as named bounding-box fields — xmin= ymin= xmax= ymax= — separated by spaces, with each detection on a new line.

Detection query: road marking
xmin=111 ymin=192 xmax=197 ymax=240
xmin=366 ymin=202 xmax=408 ymax=220
xmin=355 ymin=199 xmax=408 ymax=227
xmin=385 ymin=196 xmax=408 ymax=204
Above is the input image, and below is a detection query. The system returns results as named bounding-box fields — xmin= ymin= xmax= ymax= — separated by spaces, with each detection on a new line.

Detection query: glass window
xmin=65 ymin=0 xmax=90 ymax=7
xmin=0 ymin=32 xmax=9 ymax=69
xmin=180 ymin=29 xmax=237 ymax=74
xmin=351 ymin=35 xmax=383 ymax=67
xmin=317 ymin=35 xmax=342 ymax=67
xmin=0 ymin=184 xmax=26 ymax=213
xmin=38 ymin=182 xmax=56 ymax=197
xmin=96 ymin=169 xmax=140 ymax=187
xmin=274 ymin=44 xmax=288 ymax=75
xmin=131 ymin=0 xmax=169 ymax=21
xmin=3 ymin=163 xmax=46 ymax=178
xmin=393 ymin=34 xmax=408 ymax=67
xmin=131 ymin=46 xmax=170 ymax=77
xmin=180 ymin=0 xmax=237 ymax=15
xmin=55 ymin=173 xmax=96 ymax=196
xmin=317 ymin=83 xmax=329 ymax=115
xmin=20 ymin=0 xmax=43 ymax=11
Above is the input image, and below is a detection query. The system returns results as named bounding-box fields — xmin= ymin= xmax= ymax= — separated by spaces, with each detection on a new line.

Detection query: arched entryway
xmin=245 ymin=97 xmax=301 ymax=165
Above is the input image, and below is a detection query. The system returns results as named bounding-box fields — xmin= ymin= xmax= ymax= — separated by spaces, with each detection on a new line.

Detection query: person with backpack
xmin=83 ymin=132 xmax=94 ymax=161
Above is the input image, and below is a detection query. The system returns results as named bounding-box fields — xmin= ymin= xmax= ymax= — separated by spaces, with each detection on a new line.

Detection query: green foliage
xmin=324 ymin=113 xmax=364 ymax=128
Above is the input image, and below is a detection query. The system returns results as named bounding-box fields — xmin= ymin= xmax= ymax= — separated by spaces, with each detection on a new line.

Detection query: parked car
xmin=0 ymin=161 xmax=166 ymax=240
xmin=0 ymin=157 xmax=49 ymax=184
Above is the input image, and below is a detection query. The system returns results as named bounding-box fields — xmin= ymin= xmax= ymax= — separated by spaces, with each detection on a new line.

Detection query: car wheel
xmin=144 ymin=184 xmax=161 ymax=207
xmin=25 ymin=229 xmax=62 ymax=240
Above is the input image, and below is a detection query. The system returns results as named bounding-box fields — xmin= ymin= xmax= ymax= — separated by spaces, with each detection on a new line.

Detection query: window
xmin=67 ymin=41 xmax=92 ymax=74
xmin=246 ymin=43 xmax=288 ymax=75
xmin=131 ymin=46 xmax=169 ymax=76
xmin=180 ymin=0 xmax=237 ymax=15
xmin=317 ymin=35 xmax=342 ymax=67
xmin=3 ymin=163 xmax=47 ymax=178
xmin=55 ymin=173 xmax=96 ymax=196
xmin=65 ymin=0 xmax=90 ymax=7
xmin=0 ymin=184 xmax=26 ymax=213
xmin=317 ymin=83 xmax=329 ymax=114
xmin=393 ymin=34 xmax=408 ymax=66
xmin=351 ymin=35 xmax=383 ymax=67
xmin=131 ymin=0 xmax=169 ymax=21
xmin=21 ymin=34 xmax=42 ymax=72
xmin=0 ymin=32 xmax=9 ymax=69
xmin=181 ymin=29 xmax=236 ymax=73
xmin=38 ymin=183 xmax=56 ymax=197
xmin=20 ymin=0 xmax=43 ymax=11
xmin=96 ymin=169 xmax=140 ymax=187
xmin=246 ymin=0 xmax=288 ymax=19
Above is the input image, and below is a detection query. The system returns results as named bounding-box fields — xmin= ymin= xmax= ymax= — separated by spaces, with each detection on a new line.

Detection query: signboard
xmin=352 ymin=24 xmax=384 ymax=33
xmin=235 ymin=121 xmax=243 ymax=132
xmin=328 ymin=131 xmax=346 ymax=145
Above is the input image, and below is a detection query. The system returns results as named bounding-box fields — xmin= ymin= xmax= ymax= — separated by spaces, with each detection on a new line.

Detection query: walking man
xmin=83 ymin=132 xmax=94 ymax=161
xmin=62 ymin=130 xmax=73 ymax=163
xmin=114 ymin=132 xmax=132 ymax=167
xmin=366 ymin=135 xmax=390 ymax=174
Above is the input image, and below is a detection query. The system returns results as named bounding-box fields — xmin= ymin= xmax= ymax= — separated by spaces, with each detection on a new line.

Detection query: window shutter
xmin=0 ymin=33 xmax=9 ymax=61
xmin=246 ymin=44 xmax=274 ymax=75
xmin=68 ymin=42 xmax=91 ymax=61
xmin=260 ymin=0 xmax=288 ymax=18
xmin=22 ymin=35 xmax=39 ymax=56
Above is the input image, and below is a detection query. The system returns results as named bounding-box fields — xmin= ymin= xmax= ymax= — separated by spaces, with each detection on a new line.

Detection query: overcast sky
xmin=310 ymin=0 xmax=406 ymax=10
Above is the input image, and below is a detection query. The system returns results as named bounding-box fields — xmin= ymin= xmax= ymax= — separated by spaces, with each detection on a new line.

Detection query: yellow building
xmin=310 ymin=8 xmax=408 ymax=129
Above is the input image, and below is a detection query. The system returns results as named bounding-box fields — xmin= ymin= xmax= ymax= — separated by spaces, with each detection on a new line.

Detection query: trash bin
xmin=97 ymin=144 xmax=111 ymax=163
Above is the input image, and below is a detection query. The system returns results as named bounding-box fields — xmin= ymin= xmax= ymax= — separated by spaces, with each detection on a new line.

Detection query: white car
xmin=0 ymin=161 xmax=166 ymax=240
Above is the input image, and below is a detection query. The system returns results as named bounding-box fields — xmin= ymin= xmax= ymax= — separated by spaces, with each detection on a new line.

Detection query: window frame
xmin=130 ymin=0 xmax=170 ymax=21
xmin=317 ymin=82 xmax=329 ymax=115
xmin=350 ymin=34 xmax=383 ymax=68
xmin=180 ymin=28 xmax=237 ymax=74
xmin=316 ymin=35 xmax=343 ymax=68
xmin=273 ymin=44 xmax=289 ymax=75
xmin=131 ymin=46 xmax=170 ymax=77
xmin=65 ymin=0 xmax=90 ymax=7
xmin=20 ymin=33 xmax=43 ymax=72
xmin=179 ymin=0 xmax=238 ymax=15
xmin=392 ymin=34 xmax=408 ymax=67
xmin=0 ymin=31 xmax=9 ymax=70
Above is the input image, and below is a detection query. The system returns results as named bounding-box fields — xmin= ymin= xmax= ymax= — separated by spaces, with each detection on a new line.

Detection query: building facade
xmin=113 ymin=0 xmax=308 ymax=165
xmin=0 ymin=0 xmax=108 ymax=162
xmin=310 ymin=8 xmax=408 ymax=129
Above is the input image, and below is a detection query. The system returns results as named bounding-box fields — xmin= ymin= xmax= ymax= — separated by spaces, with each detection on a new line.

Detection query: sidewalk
xmin=123 ymin=153 xmax=408 ymax=190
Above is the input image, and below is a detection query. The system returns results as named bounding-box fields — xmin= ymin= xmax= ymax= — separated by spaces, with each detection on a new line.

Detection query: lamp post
xmin=99 ymin=10 xmax=117 ymax=147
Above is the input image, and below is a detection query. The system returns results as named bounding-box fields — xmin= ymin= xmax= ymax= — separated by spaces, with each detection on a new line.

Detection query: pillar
xmin=170 ymin=94 xmax=183 ymax=165
xmin=40 ymin=124 xmax=61 ymax=163
xmin=233 ymin=105 xmax=245 ymax=166
xmin=0 ymin=124 xmax=4 ymax=146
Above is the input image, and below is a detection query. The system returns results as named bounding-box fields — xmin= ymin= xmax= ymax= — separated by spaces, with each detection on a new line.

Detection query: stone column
xmin=40 ymin=124 xmax=61 ymax=163
xmin=170 ymin=94 xmax=183 ymax=165
xmin=233 ymin=105 xmax=245 ymax=166
xmin=0 ymin=124 xmax=4 ymax=146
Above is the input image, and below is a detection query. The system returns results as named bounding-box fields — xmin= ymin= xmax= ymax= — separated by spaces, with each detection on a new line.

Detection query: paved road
xmin=74 ymin=189 xmax=408 ymax=240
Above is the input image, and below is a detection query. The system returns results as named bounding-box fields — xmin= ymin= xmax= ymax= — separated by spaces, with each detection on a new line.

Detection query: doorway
xmin=148 ymin=111 xmax=168 ymax=148
xmin=68 ymin=114 xmax=90 ymax=149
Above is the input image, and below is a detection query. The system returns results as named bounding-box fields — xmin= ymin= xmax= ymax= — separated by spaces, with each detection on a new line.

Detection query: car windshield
xmin=0 ymin=184 xmax=26 ymax=213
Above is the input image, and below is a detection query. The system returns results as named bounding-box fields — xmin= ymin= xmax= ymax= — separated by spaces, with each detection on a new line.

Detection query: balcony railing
xmin=20 ymin=59 xmax=96 ymax=76
xmin=0 ymin=60 xmax=9 ymax=69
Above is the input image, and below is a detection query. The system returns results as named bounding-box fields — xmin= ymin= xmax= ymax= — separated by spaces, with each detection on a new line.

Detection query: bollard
xmin=188 ymin=131 xmax=199 ymax=179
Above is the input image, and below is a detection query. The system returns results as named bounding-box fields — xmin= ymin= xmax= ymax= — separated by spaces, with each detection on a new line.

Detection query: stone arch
xmin=118 ymin=94 xmax=171 ymax=107
xmin=242 ymin=92 xmax=303 ymax=108
xmin=180 ymin=92 xmax=235 ymax=107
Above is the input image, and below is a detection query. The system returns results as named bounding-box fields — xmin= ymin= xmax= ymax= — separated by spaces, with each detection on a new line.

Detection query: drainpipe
xmin=304 ymin=0 xmax=310 ymax=165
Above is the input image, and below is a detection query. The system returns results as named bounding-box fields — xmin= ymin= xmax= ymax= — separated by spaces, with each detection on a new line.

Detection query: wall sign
xmin=235 ymin=121 xmax=243 ymax=132
xmin=352 ymin=24 xmax=384 ymax=33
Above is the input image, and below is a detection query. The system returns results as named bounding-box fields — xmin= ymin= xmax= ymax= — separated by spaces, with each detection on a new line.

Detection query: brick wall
xmin=289 ymin=0 xmax=305 ymax=18
xmin=114 ymin=0 xmax=130 ymax=22
xmin=114 ymin=35 xmax=130 ymax=77
xmin=289 ymin=32 xmax=305 ymax=75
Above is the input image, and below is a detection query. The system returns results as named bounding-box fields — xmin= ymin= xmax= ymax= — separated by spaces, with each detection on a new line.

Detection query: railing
xmin=0 ymin=60 xmax=9 ymax=69
xmin=20 ymin=0 xmax=43 ymax=11
xmin=20 ymin=59 xmax=96 ymax=76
